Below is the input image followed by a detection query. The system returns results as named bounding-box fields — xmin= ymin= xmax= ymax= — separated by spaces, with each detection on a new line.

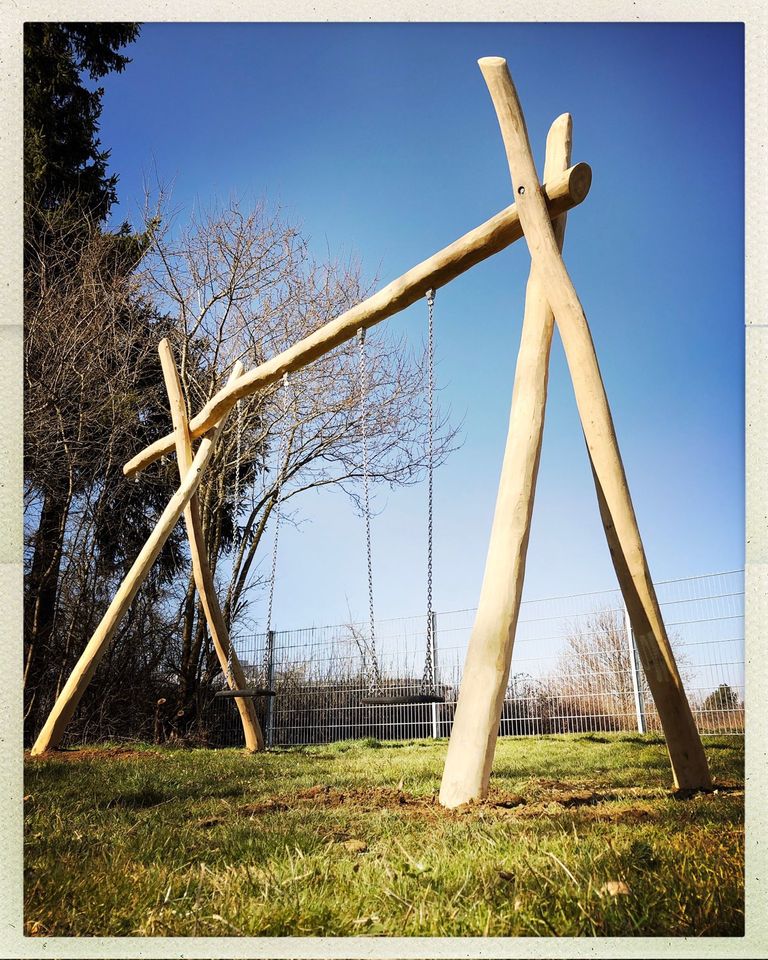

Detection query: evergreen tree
xmin=24 ymin=22 xmax=139 ymax=219
xmin=22 ymin=24 xmax=183 ymax=742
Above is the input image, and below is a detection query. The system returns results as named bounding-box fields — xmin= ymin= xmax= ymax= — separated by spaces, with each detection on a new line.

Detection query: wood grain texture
xmin=30 ymin=363 xmax=245 ymax=756
xmin=476 ymin=56 xmax=710 ymax=791
xmin=123 ymin=163 xmax=592 ymax=478
xmin=440 ymin=113 xmax=573 ymax=808
xmin=159 ymin=340 xmax=264 ymax=752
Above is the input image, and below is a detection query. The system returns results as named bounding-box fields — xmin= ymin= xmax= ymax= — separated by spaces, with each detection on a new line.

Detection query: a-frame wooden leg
xmin=29 ymin=363 xmax=245 ymax=756
xmin=587 ymin=458 xmax=710 ymax=787
xmin=159 ymin=340 xmax=265 ymax=752
xmin=439 ymin=114 xmax=574 ymax=808
xmin=475 ymin=57 xmax=711 ymax=792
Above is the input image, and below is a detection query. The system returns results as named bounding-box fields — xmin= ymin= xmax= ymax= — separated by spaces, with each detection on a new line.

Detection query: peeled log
xmin=123 ymin=163 xmax=592 ymax=478
xmin=440 ymin=112 xmax=573 ymax=808
xmin=471 ymin=56 xmax=711 ymax=792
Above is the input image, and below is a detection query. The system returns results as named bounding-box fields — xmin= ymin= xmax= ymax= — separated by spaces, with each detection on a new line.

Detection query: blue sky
xmin=97 ymin=22 xmax=744 ymax=631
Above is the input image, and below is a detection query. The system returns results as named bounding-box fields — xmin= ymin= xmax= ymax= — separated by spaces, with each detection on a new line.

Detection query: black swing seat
xmin=361 ymin=693 xmax=444 ymax=706
xmin=214 ymin=687 xmax=276 ymax=699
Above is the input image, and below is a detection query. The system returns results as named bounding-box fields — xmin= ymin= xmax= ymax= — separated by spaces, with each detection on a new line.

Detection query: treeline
xmin=23 ymin=24 xmax=456 ymax=747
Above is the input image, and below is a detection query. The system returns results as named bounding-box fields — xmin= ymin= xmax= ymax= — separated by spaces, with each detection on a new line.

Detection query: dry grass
xmin=24 ymin=732 xmax=744 ymax=937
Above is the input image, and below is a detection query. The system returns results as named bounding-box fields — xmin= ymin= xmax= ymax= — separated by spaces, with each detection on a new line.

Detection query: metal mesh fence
xmin=207 ymin=570 xmax=745 ymax=747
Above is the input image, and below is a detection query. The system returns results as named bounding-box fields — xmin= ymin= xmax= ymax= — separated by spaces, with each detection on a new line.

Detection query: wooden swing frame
xmin=30 ymin=58 xmax=712 ymax=808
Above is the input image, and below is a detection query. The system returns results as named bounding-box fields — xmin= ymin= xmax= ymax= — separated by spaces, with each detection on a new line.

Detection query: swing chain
xmin=224 ymin=627 xmax=235 ymax=689
xmin=421 ymin=288 xmax=436 ymax=695
xmin=225 ymin=398 xmax=244 ymax=686
xmin=358 ymin=327 xmax=381 ymax=693
xmin=265 ymin=373 xmax=290 ymax=648
xmin=233 ymin=397 xmax=242 ymax=527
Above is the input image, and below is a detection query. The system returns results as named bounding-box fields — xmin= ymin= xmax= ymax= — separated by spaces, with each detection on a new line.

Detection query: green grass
xmin=24 ymin=733 xmax=744 ymax=937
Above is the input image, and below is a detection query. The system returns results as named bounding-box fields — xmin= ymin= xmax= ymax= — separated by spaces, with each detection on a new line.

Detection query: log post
xmin=439 ymin=113 xmax=574 ymax=808
xmin=29 ymin=363 xmax=245 ymax=755
xmin=123 ymin=163 xmax=592 ymax=478
xmin=159 ymin=340 xmax=264 ymax=752
xmin=475 ymin=56 xmax=711 ymax=791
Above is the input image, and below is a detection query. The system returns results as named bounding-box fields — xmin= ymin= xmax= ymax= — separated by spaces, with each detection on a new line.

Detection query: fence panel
xmin=209 ymin=570 xmax=745 ymax=746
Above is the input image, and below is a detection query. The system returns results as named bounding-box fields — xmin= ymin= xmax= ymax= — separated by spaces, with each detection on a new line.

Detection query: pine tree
xmin=24 ymin=22 xmax=139 ymax=219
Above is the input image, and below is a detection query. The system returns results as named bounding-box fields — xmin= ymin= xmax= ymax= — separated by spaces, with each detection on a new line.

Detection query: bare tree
xmin=24 ymin=200 xmax=184 ymax=741
xmin=136 ymin=194 xmax=459 ymax=731
xmin=554 ymin=608 xmax=636 ymax=724
xmin=548 ymin=605 xmax=692 ymax=733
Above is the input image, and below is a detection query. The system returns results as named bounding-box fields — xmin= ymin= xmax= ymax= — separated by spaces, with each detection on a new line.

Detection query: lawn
xmin=24 ymin=733 xmax=744 ymax=937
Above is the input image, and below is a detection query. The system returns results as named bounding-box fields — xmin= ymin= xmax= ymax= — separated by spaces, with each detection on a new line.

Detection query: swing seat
xmin=214 ymin=688 xmax=276 ymax=699
xmin=361 ymin=692 xmax=444 ymax=706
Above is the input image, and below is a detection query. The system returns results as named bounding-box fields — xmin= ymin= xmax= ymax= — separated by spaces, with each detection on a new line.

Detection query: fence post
xmin=430 ymin=611 xmax=440 ymax=739
xmin=624 ymin=604 xmax=646 ymax=734
xmin=265 ymin=629 xmax=276 ymax=747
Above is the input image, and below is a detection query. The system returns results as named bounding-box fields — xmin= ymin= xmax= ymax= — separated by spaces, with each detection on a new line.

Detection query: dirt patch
xmin=241 ymin=785 xmax=436 ymax=818
xmin=25 ymin=746 xmax=164 ymax=763
xmin=672 ymin=780 xmax=744 ymax=800
xmin=544 ymin=789 xmax=602 ymax=808
xmin=525 ymin=779 xmax=575 ymax=791
xmin=561 ymin=805 xmax=658 ymax=824
xmin=235 ymin=780 xmax=742 ymax=824
xmin=238 ymin=785 xmax=605 ymax=820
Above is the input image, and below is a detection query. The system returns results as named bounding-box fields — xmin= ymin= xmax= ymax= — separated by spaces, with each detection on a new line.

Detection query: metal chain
xmin=224 ymin=619 xmax=235 ymax=689
xmin=421 ymin=289 xmax=436 ymax=694
xmin=224 ymin=640 xmax=235 ymax=688
xmin=224 ymin=398 xmax=247 ymax=688
xmin=264 ymin=373 xmax=290 ymax=682
xmin=358 ymin=328 xmax=381 ymax=693
xmin=234 ymin=398 xmax=242 ymax=525
xmin=262 ymin=628 xmax=274 ymax=691
xmin=225 ymin=399 xmax=240 ymax=684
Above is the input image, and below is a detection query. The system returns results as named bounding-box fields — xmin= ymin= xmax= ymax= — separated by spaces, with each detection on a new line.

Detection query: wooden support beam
xmin=29 ymin=363 xmax=245 ymax=756
xmin=440 ymin=112 xmax=573 ymax=808
xmin=158 ymin=340 xmax=265 ymax=752
xmin=473 ymin=56 xmax=711 ymax=792
xmin=123 ymin=162 xmax=592 ymax=478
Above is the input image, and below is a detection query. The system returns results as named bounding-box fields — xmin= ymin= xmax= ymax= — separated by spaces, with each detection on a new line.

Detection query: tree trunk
xmin=24 ymin=485 xmax=72 ymax=738
xmin=25 ymin=487 xmax=71 ymax=674
xmin=174 ymin=573 xmax=198 ymax=724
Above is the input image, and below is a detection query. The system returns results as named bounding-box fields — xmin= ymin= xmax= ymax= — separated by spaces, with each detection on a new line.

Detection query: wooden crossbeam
xmin=123 ymin=163 xmax=592 ymax=478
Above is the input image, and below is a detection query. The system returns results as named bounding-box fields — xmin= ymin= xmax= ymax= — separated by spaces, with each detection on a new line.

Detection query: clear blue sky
xmin=98 ymin=22 xmax=744 ymax=632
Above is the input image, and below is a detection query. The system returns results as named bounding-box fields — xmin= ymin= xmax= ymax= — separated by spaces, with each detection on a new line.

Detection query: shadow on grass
xmin=672 ymin=782 xmax=744 ymax=801
xmin=104 ymin=788 xmax=169 ymax=810
xmin=614 ymin=734 xmax=666 ymax=746
xmin=100 ymin=781 xmax=249 ymax=810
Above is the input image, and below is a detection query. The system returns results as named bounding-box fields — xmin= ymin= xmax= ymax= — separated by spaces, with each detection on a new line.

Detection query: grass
xmin=24 ymin=732 xmax=744 ymax=937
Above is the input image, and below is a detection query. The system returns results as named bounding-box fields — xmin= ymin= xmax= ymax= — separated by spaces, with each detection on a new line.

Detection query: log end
xmin=547 ymin=112 xmax=572 ymax=147
xmin=123 ymin=455 xmax=141 ymax=478
xmin=478 ymin=56 xmax=507 ymax=69
xmin=567 ymin=161 xmax=592 ymax=206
